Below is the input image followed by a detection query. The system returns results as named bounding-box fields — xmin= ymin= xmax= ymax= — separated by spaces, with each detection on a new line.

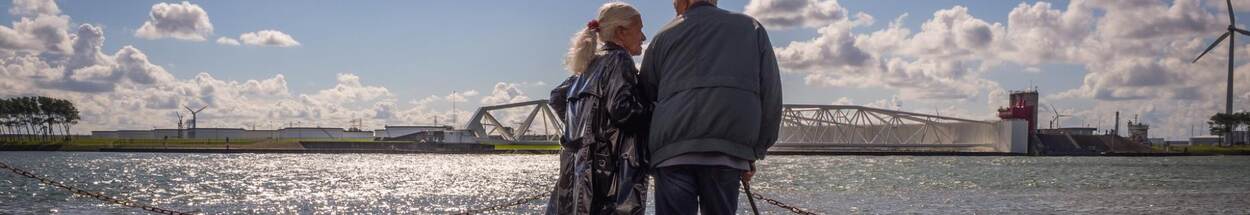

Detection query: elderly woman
xmin=545 ymin=2 xmax=651 ymax=215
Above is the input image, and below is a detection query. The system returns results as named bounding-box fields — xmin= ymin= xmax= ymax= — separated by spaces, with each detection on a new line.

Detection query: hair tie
xmin=587 ymin=20 xmax=600 ymax=32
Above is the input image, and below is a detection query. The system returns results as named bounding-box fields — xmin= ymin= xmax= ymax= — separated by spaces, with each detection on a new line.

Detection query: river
xmin=1 ymin=152 xmax=1248 ymax=214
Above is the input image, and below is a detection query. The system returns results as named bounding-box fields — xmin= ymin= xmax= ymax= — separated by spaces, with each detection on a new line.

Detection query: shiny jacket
xmin=545 ymin=43 xmax=651 ymax=215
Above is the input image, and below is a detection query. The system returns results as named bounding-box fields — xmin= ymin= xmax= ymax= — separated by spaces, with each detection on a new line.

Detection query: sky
xmin=1 ymin=0 xmax=1248 ymax=140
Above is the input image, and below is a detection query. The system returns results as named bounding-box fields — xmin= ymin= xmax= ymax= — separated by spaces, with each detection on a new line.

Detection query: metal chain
xmin=454 ymin=192 xmax=549 ymax=215
xmin=745 ymin=189 xmax=822 ymax=215
xmin=0 ymin=161 xmax=196 ymax=215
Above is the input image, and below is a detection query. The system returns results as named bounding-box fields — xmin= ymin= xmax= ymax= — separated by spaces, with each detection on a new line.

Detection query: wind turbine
xmin=1192 ymin=0 xmax=1247 ymax=146
xmin=184 ymin=105 xmax=207 ymax=139
xmin=1048 ymin=104 xmax=1070 ymax=129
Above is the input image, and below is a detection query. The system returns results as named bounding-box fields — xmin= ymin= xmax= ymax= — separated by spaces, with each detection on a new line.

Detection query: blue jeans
xmin=654 ymin=165 xmax=743 ymax=215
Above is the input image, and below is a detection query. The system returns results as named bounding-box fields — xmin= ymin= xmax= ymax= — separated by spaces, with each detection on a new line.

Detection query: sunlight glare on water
xmin=2 ymin=152 xmax=1250 ymax=214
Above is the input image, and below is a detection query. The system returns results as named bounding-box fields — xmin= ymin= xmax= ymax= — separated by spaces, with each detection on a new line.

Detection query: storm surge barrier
xmin=777 ymin=104 xmax=1027 ymax=153
xmin=462 ymin=101 xmax=1028 ymax=153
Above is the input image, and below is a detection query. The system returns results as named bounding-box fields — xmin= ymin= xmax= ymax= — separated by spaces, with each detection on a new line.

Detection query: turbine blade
xmin=1235 ymin=28 xmax=1250 ymax=36
xmin=1230 ymin=0 xmax=1237 ymax=24
xmin=1193 ymin=32 xmax=1231 ymax=63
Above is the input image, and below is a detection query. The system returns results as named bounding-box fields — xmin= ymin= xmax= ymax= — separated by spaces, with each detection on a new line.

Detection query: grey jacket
xmin=640 ymin=5 xmax=782 ymax=166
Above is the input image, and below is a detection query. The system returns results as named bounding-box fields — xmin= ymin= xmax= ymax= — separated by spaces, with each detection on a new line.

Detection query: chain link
xmin=0 ymin=161 xmax=196 ymax=215
xmin=745 ymin=189 xmax=822 ymax=215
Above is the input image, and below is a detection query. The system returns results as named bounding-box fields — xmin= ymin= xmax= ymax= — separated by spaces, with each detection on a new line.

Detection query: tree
xmin=1210 ymin=113 xmax=1239 ymax=146
xmin=0 ymin=96 xmax=80 ymax=143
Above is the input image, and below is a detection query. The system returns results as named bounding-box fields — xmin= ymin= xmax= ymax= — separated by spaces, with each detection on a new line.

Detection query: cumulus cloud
xmin=773 ymin=5 xmax=1001 ymax=100
xmin=134 ymin=1 xmax=213 ymax=41
xmin=215 ymin=37 xmax=239 ymax=46
xmin=446 ymin=90 xmax=479 ymax=103
xmin=757 ymin=0 xmax=1245 ymax=138
xmin=745 ymin=0 xmax=850 ymax=29
xmin=238 ymin=30 xmax=301 ymax=47
xmin=9 ymin=0 xmax=59 ymax=17
xmin=0 ymin=0 xmax=543 ymax=132
xmin=0 ymin=10 xmax=71 ymax=54
xmin=480 ymin=82 xmax=530 ymax=105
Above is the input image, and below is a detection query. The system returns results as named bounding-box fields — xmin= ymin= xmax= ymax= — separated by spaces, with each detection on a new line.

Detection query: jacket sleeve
xmin=550 ymin=76 xmax=576 ymax=122
xmin=755 ymin=25 xmax=782 ymax=160
xmin=606 ymin=55 xmax=651 ymax=129
xmin=639 ymin=40 xmax=660 ymax=104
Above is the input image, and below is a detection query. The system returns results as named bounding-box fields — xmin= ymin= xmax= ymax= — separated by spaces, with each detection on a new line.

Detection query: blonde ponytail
xmin=565 ymin=26 xmax=599 ymax=75
xmin=564 ymin=2 xmax=640 ymax=75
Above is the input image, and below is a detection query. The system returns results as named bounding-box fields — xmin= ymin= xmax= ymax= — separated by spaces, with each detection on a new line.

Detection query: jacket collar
xmin=684 ymin=2 xmax=718 ymax=18
xmin=602 ymin=42 xmax=624 ymax=51
xmin=690 ymin=1 xmax=715 ymax=10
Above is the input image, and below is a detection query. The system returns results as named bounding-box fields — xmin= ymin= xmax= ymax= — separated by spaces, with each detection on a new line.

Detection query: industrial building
xmin=91 ymin=126 xmax=453 ymax=141
xmin=997 ymin=90 xmax=1154 ymax=155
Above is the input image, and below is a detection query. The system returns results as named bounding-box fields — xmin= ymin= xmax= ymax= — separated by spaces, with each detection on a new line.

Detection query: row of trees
xmin=1208 ymin=112 xmax=1250 ymax=145
xmin=0 ymin=96 xmax=81 ymax=142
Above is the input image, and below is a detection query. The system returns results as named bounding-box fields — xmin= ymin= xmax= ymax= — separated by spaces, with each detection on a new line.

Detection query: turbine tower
xmin=184 ymin=105 xmax=207 ymax=139
xmin=1048 ymin=104 xmax=1070 ymax=129
xmin=1192 ymin=0 xmax=1247 ymax=146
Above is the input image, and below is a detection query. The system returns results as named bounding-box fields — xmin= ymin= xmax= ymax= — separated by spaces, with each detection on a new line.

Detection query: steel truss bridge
xmin=465 ymin=100 xmax=564 ymax=144
xmin=776 ymin=104 xmax=999 ymax=151
xmin=466 ymin=101 xmax=1004 ymax=151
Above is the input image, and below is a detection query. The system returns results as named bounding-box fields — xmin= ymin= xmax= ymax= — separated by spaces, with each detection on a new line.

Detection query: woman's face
xmin=615 ymin=15 xmax=646 ymax=56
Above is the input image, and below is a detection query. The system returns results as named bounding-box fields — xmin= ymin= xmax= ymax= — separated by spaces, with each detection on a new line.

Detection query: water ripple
xmin=1 ymin=152 xmax=1248 ymax=214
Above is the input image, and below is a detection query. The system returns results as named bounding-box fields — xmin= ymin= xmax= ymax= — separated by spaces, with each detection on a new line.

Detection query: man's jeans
xmin=654 ymin=165 xmax=744 ymax=214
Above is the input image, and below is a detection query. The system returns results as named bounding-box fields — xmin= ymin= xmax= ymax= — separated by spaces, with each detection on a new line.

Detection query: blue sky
xmin=0 ymin=0 xmax=1052 ymax=103
xmin=1 ymin=0 xmax=1247 ymax=139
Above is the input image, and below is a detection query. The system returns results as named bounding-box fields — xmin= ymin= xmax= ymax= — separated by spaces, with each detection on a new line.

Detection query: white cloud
xmin=480 ymin=82 xmax=530 ymax=105
xmin=446 ymin=90 xmax=479 ymax=103
xmin=0 ymin=0 xmax=528 ymax=132
xmin=9 ymin=0 xmax=59 ymax=18
xmin=134 ymin=1 xmax=213 ymax=41
xmin=758 ymin=0 xmax=1244 ymax=139
xmin=774 ymin=5 xmax=1000 ymax=100
xmin=239 ymin=30 xmax=301 ymax=47
xmin=745 ymin=0 xmax=850 ymax=29
xmin=0 ymin=11 xmax=71 ymax=54
xmin=215 ymin=37 xmax=240 ymax=46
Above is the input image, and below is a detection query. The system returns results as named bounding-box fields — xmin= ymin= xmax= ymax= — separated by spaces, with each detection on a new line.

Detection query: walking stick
xmin=742 ymin=180 xmax=761 ymax=215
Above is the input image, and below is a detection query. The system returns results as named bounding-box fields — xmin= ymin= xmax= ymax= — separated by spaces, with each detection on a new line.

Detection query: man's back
xmin=640 ymin=5 xmax=782 ymax=166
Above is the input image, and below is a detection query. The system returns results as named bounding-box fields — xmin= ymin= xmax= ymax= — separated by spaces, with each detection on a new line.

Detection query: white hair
xmin=564 ymin=2 xmax=640 ymax=75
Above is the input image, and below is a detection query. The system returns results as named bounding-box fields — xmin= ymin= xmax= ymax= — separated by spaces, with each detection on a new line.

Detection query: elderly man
xmin=639 ymin=0 xmax=782 ymax=213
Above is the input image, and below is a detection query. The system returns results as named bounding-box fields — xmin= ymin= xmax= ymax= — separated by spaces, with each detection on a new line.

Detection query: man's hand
xmin=741 ymin=162 xmax=757 ymax=183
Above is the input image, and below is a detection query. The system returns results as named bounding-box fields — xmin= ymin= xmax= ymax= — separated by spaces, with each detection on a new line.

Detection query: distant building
xmin=373 ymin=125 xmax=453 ymax=139
xmin=279 ymin=127 xmax=371 ymax=139
xmin=1038 ymin=127 xmax=1097 ymax=136
xmin=244 ymin=130 xmax=279 ymax=139
xmin=1191 ymin=136 xmax=1222 ymax=145
xmin=115 ymin=130 xmax=155 ymax=139
xmin=91 ymin=131 xmax=118 ymax=138
xmin=91 ymin=127 xmax=368 ymax=140
xmin=1147 ymin=138 xmax=1165 ymax=146
xmin=188 ymin=128 xmax=245 ymax=139
xmin=1127 ymin=121 xmax=1149 ymax=144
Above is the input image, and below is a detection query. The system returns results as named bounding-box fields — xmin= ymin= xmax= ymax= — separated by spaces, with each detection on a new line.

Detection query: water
xmin=1 ymin=152 xmax=1248 ymax=214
